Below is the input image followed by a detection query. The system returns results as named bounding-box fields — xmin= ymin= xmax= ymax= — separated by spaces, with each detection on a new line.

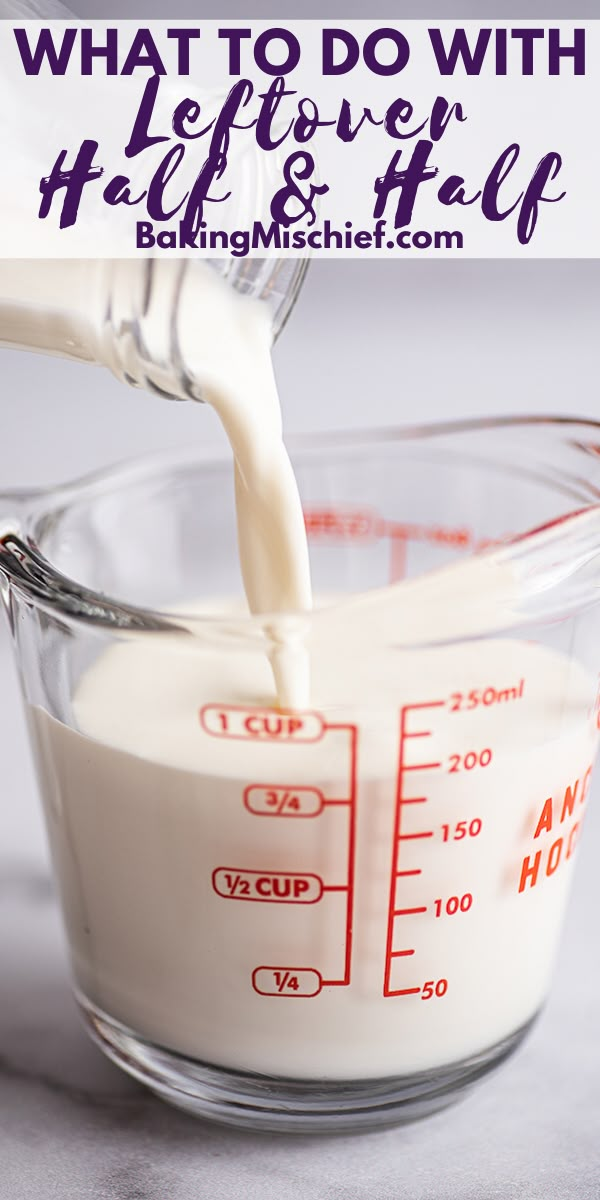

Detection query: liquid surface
xmin=30 ymin=630 xmax=598 ymax=1079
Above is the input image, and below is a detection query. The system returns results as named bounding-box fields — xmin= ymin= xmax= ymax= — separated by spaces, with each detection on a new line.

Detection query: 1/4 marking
xmin=252 ymin=967 xmax=323 ymax=997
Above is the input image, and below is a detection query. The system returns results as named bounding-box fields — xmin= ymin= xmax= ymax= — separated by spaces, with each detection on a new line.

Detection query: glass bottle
xmin=0 ymin=257 xmax=308 ymax=401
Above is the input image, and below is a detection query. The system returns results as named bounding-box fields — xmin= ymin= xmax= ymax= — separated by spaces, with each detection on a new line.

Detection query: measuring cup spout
xmin=490 ymin=504 xmax=600 ymax=622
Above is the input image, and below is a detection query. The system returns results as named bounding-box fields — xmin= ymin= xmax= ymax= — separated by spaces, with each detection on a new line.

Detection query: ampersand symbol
xmin=270 ymin=151 xmax=329 ymax=227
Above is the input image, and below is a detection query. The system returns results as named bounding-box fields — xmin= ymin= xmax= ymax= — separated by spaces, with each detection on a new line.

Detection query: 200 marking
xmin=449 ymin=748 xmax=492 ymax=773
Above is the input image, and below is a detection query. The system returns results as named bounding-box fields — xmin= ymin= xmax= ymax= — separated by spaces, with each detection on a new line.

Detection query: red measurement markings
xmin=244 ymin=785 xmax=325 ymax=818
xmin=386 ymin=520 xmax=473 ymax=584
xmin=206 ymin=716 xmax=358 ymax=996
xmin=212 ymin=869 xmax=323 ymax=904
xmin=320 ymin=723 xmax=358 ymax=988
xmin=302 ymin=508 xmax=474 ymax=586
xmin=303 ymin=508 xmax=379 ymax=541
xmin=398 ymin=831 xmax=434 ymax=841
xmin=389 ymin=533 xmax=407 ymax=585
xmin=303 ymin=507 xmax=475 ymax=585
xmin=247 ymin=724 xmax=358 ymax=991
xmin=383 ymin=700 xmax=445 ymax=999
xmin=449 ymin=681 xmax=524 ymax=713
xmin=402 ymin=761 xmax=442 ymax=772
xmin=200 ymin=705 xmax=324 ymax=743
xmin=252 ymin=967 xmax=323 ymax=998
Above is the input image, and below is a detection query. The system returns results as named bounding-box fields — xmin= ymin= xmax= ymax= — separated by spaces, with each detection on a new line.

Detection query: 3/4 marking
xmin=244 ymin=785 xmax=324 ymax=818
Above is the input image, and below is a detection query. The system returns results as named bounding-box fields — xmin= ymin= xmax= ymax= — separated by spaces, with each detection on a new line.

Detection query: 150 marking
xmin=441 ymin=818 xmax=482 ymax=841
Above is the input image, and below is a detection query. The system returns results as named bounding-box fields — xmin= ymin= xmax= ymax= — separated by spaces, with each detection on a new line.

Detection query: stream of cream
xmin=175 ymin=264 xmax=312 ymax=708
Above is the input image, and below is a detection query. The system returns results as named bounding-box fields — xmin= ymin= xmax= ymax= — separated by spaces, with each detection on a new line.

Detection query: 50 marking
xmin=421 ymin=979 xmax=448 ymax=1000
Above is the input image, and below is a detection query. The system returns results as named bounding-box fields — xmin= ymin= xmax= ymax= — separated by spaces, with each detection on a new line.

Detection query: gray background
xmin=1 ymin=2 xmax=600 ymax=1198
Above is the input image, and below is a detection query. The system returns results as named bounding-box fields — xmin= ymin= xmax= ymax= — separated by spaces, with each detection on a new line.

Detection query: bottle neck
xmin=0 ymin=257 xmax=307 ymax=400
xmin=0 ymin=259 xmax=185 ymax=394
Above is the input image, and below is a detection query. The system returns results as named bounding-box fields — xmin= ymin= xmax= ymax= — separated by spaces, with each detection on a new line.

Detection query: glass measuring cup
xmin=1 ymin=416 xmax=600 ymax=1133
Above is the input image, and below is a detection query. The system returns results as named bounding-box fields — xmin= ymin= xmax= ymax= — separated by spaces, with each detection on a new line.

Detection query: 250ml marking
xmin=449 ymin=681 xmax=524 ymax=712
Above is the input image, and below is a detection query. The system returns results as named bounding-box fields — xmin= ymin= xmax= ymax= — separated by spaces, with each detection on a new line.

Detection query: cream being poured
xmin=174 ymin=263 xmax=312 ymax=708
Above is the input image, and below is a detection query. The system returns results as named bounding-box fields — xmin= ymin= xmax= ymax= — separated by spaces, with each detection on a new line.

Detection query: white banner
xmin=0 ymin=19 xmax=597 ymax=258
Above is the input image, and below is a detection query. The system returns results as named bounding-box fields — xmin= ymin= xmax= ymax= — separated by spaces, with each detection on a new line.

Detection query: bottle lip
xmin=2 ymin=413 xmax=600 ymax=639
xmin=207 ymin=258 xmax=310 ymax=341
